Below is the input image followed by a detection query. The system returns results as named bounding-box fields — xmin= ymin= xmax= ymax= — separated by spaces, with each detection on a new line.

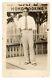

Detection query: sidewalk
xmin=6 ymin=54 xmax=48 ymax=70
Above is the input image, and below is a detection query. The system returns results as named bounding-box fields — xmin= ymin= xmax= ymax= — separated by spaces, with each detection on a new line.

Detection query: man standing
xmin=18 ymin=8 xmax=37 ymax=65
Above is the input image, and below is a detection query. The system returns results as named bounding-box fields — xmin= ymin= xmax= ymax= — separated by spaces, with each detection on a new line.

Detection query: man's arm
xmin=32 ymin=18 xmax=36 ymax=33
xmin=18 ymin=19 xmax=22 ymax=37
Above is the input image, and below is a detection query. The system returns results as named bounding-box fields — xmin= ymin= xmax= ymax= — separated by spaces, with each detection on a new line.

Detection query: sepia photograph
xmin=2 ymin=3 xmax=49 ymax=76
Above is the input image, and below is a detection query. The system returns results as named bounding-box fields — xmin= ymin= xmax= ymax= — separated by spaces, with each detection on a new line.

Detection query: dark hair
xmin=23 ymin=7 xmax=29 ymax=12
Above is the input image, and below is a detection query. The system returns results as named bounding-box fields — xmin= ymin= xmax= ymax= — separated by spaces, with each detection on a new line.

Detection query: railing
xmin=6 ymin=34 xmax=47 ymax=58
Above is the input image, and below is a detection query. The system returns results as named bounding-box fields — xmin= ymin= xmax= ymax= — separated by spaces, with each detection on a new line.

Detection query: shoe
xmin=25 ymin=62 xmax=29 ymax=65
xmin=31 ymin=63 xmax=37 ymax=66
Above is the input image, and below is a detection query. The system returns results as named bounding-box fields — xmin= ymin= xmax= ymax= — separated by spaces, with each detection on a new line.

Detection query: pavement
xmin=6 ymin=54 xmax=48 ymax=70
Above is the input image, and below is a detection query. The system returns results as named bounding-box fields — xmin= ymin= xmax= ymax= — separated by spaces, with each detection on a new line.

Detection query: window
xmin=14 ymin=47 xmax=15 ymax=51
xmin=17 ymin=48 xmax=18 ymax=51
xmin=7 ymin=47 xmax=9 ymax=51
xmin=11 ymin=47 xmax=12 ymax=51
xmin=11 ymin=39 xmax=12 ymax=43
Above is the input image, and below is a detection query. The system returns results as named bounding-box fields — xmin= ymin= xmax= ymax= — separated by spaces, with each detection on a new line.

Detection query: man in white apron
xmin=18 ymin=8 xmax=37 ymax=65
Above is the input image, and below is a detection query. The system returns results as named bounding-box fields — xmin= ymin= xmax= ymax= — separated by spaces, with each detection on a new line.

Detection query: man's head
xmin=10 ymin=13 xmax=14 ymax=18
xmin=23 ymin=7 xmax=29 ymax=16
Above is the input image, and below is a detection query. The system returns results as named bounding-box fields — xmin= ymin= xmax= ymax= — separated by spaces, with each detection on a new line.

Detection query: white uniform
xmin=39 ymin=21 xmax=48 ymax=39
xmin=18 ymin=15 xmax=36 ymax=63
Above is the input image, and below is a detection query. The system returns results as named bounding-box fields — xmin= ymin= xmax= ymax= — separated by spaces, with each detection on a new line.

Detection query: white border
xmin=0 ymin=0 xmax=52 ymax=80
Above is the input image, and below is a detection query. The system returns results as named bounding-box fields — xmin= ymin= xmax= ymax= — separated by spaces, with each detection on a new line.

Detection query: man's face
xmin=10 ymin=13 xmax=15 ymax=18
xmin=23 ymin=9 xmax=28 ymax=16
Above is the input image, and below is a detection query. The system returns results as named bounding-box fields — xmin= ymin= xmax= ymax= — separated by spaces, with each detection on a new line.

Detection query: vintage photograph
xmin=3 ymin=3 xmax=49 ymax=76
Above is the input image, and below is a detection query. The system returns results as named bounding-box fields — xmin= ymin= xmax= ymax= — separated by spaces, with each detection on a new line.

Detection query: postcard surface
xmin=2 ymin=2 xmax=49 ymax=77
